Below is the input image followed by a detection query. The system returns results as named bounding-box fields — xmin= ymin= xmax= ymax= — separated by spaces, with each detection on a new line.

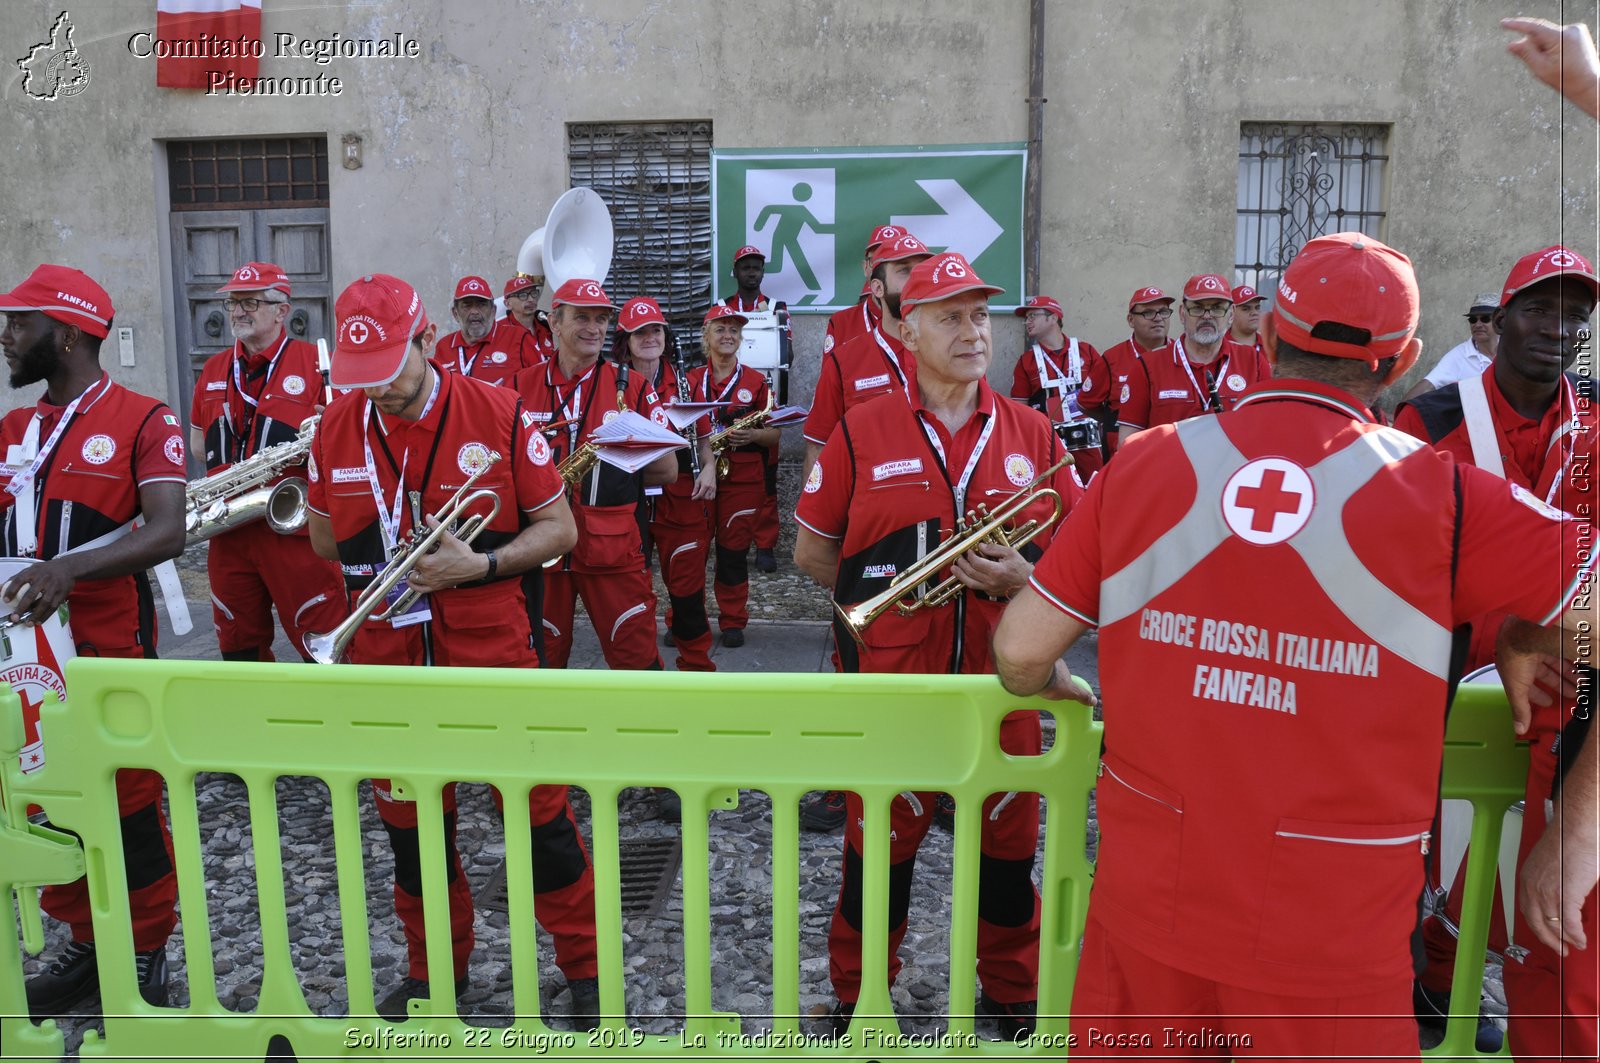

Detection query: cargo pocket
xmin=1254 ymin=817 xmax=1431 ymax=970
xmin=436 ymin=586 xmax=531 ymax=668
xmin=573 ymin=503 xmax=643 ymax=570
xmin=1093 ymin=753 xmax=1184 ymax=932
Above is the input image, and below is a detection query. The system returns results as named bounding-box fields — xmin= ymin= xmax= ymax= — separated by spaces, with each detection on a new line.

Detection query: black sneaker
xmin=567 ymin=976 xmax=600 ymax=1032
xmin=933 ymin=793 xmax=957 ymax=833
xmin=800 ymin=791 xmax=847 ymax=832
xmin=1412 ymin=982 xmax=1501 ymax=1052
xmin=26 ymin=940 xmax=99 ymax=1018
xmin=720 ymin=628 xmax=745 ymax=648
xmin=980 ymin=993 xmax=1037 ymax=1041
xmin=376 ymin=974 xmax=468 ymax=1021
xmin=827 ymin=999 xmax=855 ymax=1037
xmin=755 ymin=548 xmax=777 ymax=573
xmin=134 ymin=947 xmax=169 ymax=1008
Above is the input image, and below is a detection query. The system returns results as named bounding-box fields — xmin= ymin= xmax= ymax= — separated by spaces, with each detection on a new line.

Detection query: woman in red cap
xmin=691 ymin=306 xmax=778 ymax=648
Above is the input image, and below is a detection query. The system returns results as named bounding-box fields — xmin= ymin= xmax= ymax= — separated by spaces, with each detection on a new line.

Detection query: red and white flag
xmin=155 ymin=0 xmax=262 ymax=89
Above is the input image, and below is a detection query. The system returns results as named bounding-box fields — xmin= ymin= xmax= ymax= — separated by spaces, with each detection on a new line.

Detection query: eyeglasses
xmin=1130 ymin=307 xmax=1173 ymax=320
xmin=225 ymin=297 xmax=283 ymax=313
xmin=507 ymin=289 xmax=538 ymax=300
xmin=1184 ymin=302 xmax=1232 ymax=319
xmin=1024 ymin=310 xmax=1053 ymax=320
xmin=1467 ymin=314 xmax=1494 ymax=324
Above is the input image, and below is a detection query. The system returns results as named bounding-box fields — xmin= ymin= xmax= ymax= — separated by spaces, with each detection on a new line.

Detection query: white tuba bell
xmin=516 ymin=187 xmax=614 ymax=312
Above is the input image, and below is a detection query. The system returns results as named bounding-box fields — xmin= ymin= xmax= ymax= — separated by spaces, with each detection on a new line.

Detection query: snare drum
xmin=1055 ymin=418 xmax=1103 ymax=452
xmin=0 ymin=557 xmax=75 ymax=776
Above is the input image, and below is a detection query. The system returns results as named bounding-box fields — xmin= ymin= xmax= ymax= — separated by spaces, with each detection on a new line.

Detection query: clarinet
xmin=671 ymin=330 xmax=701 ymax=476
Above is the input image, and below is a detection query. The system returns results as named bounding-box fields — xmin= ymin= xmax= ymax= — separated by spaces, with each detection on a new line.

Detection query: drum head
xmin=0 ymin=557 xmax=74 ymax=774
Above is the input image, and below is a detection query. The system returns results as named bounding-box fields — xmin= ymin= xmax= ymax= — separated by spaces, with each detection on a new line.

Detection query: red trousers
xmin=207 ymin=521 xmax=347 ymax=660
xmin=541 ymin=568 xmax=662 ymax=670
xmin=372 ymin=779 xmax=597 ymax=983
xmin=650 ymin=475 xmax=714 ymax=671
xmin=1068 ymin=445 xmax=1103 ymax=484
xmin=828 ymin=710 xmax=1042 ymax=1005
xmin=710 ymin=462 xmax=765 ymax=633
xmin=754 ymin=443 xmax=780 ymax=550
xmin=1070 ymin=916 xmax=1419 ymax=1061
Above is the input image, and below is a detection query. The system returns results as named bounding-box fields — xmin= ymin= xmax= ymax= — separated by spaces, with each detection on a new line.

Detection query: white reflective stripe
xmin=988 ymin=791 xmax=1018 ymax=822
xmin=292 ymin=593 xmax=327 ymax=629
xmin=897 ymin=791 xmax=924 ymax=816
xmin=1098 ymin=761 xmax=1182 ymax=814
xmin=1276 ymin=830 xmax=1430 ymax=853
xmin=669 ymin=541 xmax=702 ymax=561
xmin=209 ymin=592 xmax=236 ymax=622
xmin=609 ymin=602 xmax=649 ymax=643
xmin=725 ymin=507 xmax=758 ymax=529
xmin=1458 ymin=371 xmax=1506 ymax=480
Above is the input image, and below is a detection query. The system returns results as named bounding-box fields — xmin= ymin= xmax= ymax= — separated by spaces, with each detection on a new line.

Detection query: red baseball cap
xmin=703 ymin=304 xmax=748 ymax=326
xmin=1127 ymin=286 xmax=1173 ymax=310
xmin=732 ymin=245 xmax=765 ymax=263
xmin=504 ymin=275 xmax=539 ymax=297
xmin=332 ymin=274 xmax=431 ymax=389
xmin=1499 ymin=245 xmax=1600 ymax=308
xmin=866 ymin=224 xmax=907 ymax=253
xmin=1271 ymin=232 xmax=1418 ymax=366
xmin=551 ymin=279 xmax=618 ymax=311
xmin=452 ymin=276 xmax=494 ymax=302
xmin=1182 ymin=274 xmax=1233 ymax=302
xmin=870 ymin=234 xmax=933 ymax=272
xmin=1231 ymin=285 xmax=1265 ymax=306
xmin=0 ymin=265 xmax=114 ymax=339
xmin=1015 ymin=295 xmax=1064 ymax=320
xmin=217 ymin=262 xmax=291 ymax=296
xmin=618 ymin=297 xmax=668 ymax=332
xmin=900 ymin=253 xmax=1004 ymax=314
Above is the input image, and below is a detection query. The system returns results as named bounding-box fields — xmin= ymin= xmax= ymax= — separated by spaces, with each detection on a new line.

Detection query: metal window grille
xmin=1236 ymin=123 xmax=1389 ymax=294
xmin=567 ymin=121 xmax=713 ymax=361
xmin=168 ymin=137 xmax=329 ymax=210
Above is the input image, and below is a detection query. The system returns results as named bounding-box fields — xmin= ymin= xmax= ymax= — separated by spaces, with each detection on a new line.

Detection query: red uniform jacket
xmin=803 ymin=325 xmax=916 ymax=447
xmin=1116 ymin=337 xmax=1272 ymax=433
xmin=190 ymin=330 xmax=322 ymax=473
xmin=434 ymin=318 xmax=544 ymax=388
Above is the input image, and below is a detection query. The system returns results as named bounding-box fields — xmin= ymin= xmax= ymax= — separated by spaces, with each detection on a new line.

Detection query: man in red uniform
xmin=1395 ymin=245 xmax=1599 ymax=1061
xmin=1077 ymin=286 xmax=1172 ymax=456
xmin=694 ymin=306 xmax=778 ymax=648
xmin=188 ymin=262 xmax=347 ymax=662
xmin=1229 ymin=284 xmax=1267 ymax=353
xmin=1116 ymin=273 xmax=1272 ymax=438
xmin=305 ymin=273 xmax=598 ymax=1025
xmin=513 ymin=279 xmax=677 ymax=670
xmin=503 ymin=274 xmax=556 ymax=363
xmin=433 ymin=275 xmax=541 ymax=388
xmin=722 ymin=246 xmax=783 ymax=572
xmin=1010 ymin=294 xmax=1106 ymax=480
xmin=995 ymin=232 xmax=1596 ymax=1059
xmin=796 ymin=252 xmax=1081 ymax=1041
xmin=818 ymin=224 xmax=904 ymax=359
xmin=0 ymin=265 xmax=188 ymax=1016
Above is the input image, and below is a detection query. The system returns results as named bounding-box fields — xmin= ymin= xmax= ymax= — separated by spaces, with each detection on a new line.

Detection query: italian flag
xmin=155 ymin=0 xmax=262 ymax=89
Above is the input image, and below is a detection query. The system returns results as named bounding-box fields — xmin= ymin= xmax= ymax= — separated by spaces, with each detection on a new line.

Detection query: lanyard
xmin=455 ymin=335 xmax=485 ymax=377
xmin=872 ymin=327 xmax=912 ymax=390
xmin=360 ymin=371 xmax=443 ymax=556
xmin=228 ymin=332 xmax=291 ymax=459
xmin=1174 ymin=337 xmax=1229 ymax=413
xmin=916 ymin=402 xmax=998 ymax=517
xmin=6 ymin=375 xmax=106 ymax=555
xmin=701 ymin=363 xmax=744 ymax=412
xmin=548 ymin=362 xmax=598 ymax=456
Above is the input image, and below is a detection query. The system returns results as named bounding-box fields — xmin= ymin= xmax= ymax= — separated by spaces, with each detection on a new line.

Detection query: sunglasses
xmin=1467 ymin=314 xmax=1494 ymax=324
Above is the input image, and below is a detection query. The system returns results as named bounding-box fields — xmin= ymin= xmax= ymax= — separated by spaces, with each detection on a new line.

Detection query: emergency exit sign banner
xmin=712 ymin=144 xmax=1026 ymax=313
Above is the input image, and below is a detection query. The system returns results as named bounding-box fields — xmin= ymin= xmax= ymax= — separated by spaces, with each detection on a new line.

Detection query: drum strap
xmin=58 ymin=519 xmax=193 ymax=636
xmin=1458 ymin=371 xmax=1506 ymax=481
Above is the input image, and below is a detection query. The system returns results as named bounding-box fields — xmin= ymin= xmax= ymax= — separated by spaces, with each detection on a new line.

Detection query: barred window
xmin=567 ymin=121 xmax=713 ymax=361
xmin=168 ymin=137 xmax=329 ymax=210
xmin=1236 ymin=123 xmax=1389 ymax=294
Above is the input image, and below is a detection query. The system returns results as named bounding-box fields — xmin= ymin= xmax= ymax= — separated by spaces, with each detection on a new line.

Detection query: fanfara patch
xmin=308 ymin=453 xmax=320 ymax=483
xmin=602 ymin=409 xmax=620 ymax=424
xmin=871 ymin=458 xmax=923 ymax=481
xmin=824 ymin=333 xmax=835 ymax=353
xmin=282 ymin=374 xmax=306 ymax=396
xmin=526 ymin=431 xmax=551 ymax=466
xmin=1509 ymin=482 xmax=1571 ymax=521
xmin=804 ymin=463 xmax=823 ymax=494
xmin=163 ymin=436 xmax=184 ymax=466
xmin=457 ymin=442 xmax=494 ymax=477
xmin=1227 ymin=373 xmax=1246 ymax=392
xmin=736 ymin=387 xmax=754 ymax=404
xmin=1119 ymin=382 xmax=1131 ymax=404
xmin=1005 ymin=453 xmax=1035 ymax=487
xmin=491 ymin=351 xmax=508 ymax=364
xmin=81 ymin=434 xmax=116 ymax=465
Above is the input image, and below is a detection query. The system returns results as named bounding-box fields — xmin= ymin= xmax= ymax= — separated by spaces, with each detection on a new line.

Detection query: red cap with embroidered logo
xmin=1499 ymin=245 xmax=1600 ymax=307
xmin=452 ymin=276 xmax=494 ymax=302
xmin=1182 ymin=274 xmax=1233 ymax=302
xmin=551 ymin=279 xmax=618 ymax=311
xmin=1231 ymin=285 xmax=1265 ymax=306
xmin=618 ymin=297 xmax=668 ymax=332
xmin=703 ymin=304 xmax=748 ymax=326
xmin=899 ymin=252 xmax=1004 ymax=314
xmin=866 ymin=224 xmax=907 ymax=252
xmin=1271 ymin=232 xmax=1418 ymax=366
xmin=0 ymin=264 xmax=114 ymax=339
xmin=331 ymin=274 xmax=431 ymax=389
xmin=732 ymin=245 xmax=765 ymax=264
xmin=870 ymin=234 xmax=933 ymax=272
xmin=1014 ymin=295 xmax=1064 ymax=320
xmin=504 ymin=275 xmax=539 ymax=297
xmin=1127 ymin=286 xmax=1173 ymax=310
xmin=217 ymin=262 xmax=291 ymax=296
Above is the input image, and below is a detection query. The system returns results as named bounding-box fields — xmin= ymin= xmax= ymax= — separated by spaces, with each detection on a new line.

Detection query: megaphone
xmin=517 ymin=187 xmax=614 ymax=312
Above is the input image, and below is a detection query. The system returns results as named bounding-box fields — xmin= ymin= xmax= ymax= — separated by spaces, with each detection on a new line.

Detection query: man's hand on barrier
xmin=1037 ymin=659 xmax=1096 ymax=707
xmin=1 ymin=557 xmax=77 ymax=627
xmin=1519 ymin=803 xmax=1597 ymax=955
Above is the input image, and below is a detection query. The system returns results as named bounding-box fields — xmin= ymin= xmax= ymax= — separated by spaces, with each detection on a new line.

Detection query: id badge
xmin=384 ymin=581 xmax=433 ymax=628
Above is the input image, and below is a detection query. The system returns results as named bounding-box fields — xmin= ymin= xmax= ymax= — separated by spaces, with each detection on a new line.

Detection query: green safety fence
xmin=0 ymin=660 xmax=1523 ymax=1060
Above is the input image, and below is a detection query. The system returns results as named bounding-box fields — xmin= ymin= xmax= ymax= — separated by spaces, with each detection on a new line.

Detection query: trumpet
xmin=305 ymin=454 xmax=504 ymax=664
xmin=835 ymin=455 xmax=1071 ymax=646
xmin=706 ymin=391 xmax=775 ymax=478
xmin=185 ymin=416 xmax=318 ymax=545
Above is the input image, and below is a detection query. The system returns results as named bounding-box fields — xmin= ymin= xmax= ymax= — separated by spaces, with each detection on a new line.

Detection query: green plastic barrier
xmin=0 ymin=661 xmax=1526 ymax=1060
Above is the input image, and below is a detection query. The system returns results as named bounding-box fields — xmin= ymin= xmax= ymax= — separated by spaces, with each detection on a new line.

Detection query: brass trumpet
xmin=305 ymin=454 xmax=504 ymax=664
xmin=706 ymin=391 xmax=775 ymax=478
xmin=835 ymin=455 xmax=1071 ymax=646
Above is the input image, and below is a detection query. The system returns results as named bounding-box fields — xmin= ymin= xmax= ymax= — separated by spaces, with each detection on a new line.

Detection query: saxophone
xmin=706 ymin=390 xmax=775 ymax=479
xmin=184 ymin=415 xmax=318 ymax=545
xmin=671 ymin=332 xmax=701 ymax=477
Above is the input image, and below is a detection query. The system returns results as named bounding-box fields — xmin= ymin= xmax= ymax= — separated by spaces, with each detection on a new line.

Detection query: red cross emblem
xmin=1222 ymin=458 xmax=1314 ymax=544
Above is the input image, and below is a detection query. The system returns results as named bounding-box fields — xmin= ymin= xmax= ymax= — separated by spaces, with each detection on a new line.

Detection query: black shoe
xmin=26 ymin=940 xmax=99 ymax=1018
xmin=933 ymin=793 xmax=957 ymax=833
xmin=135 ymin=947 xmax=168 ymax=1008
xmin=376 ymin=974 xmax=468 ymax=1021
xmin=1413 ymin=981 xmax=1501 ymax=1052
xmin=567 ymin=976 xmax=600 ymax=1032
xmin=980 ymin=993 xmax=1037 ymax=1041
xmin=827 ymin=999 xmax=855 ymax=1037
xmin=755 ymin=548 xmax=777 ymax=573
xmin=656 ymin=788 xmax=682 ymax=823
xmin=721 ymin=628 xmax=745 ymax=648
xmin=662 ymin=629 xmax=676 ymax=648
xmin=800 ymin=791 xmax=848 ymax=832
